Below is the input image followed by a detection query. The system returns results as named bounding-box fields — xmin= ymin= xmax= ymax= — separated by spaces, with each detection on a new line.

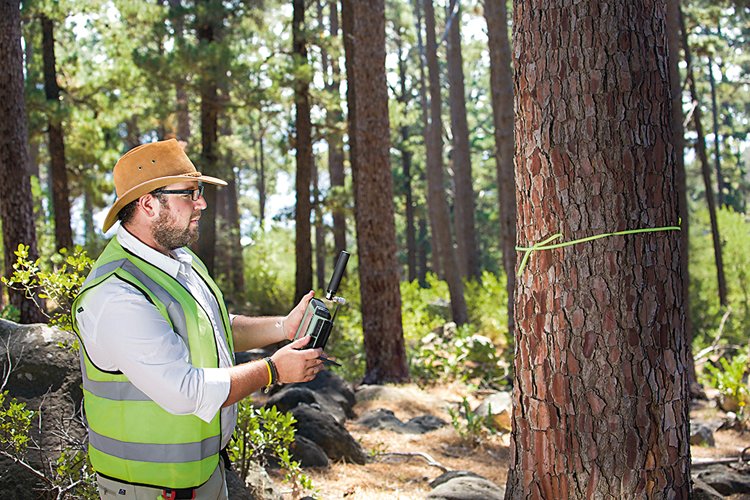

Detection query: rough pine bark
xmin=422 ymin=0 xmax=468 ymax=325
xmin=506 ymin=1 xmax=691 ymax=497
xmin=41 ymin=15 xmax=73 ymax=251
xmin=484 ymin=0 xmax=517 ymax=338
xmin=293 ymin=0 xmax=314 ymax=302
xmin=327 ymin=0 xmax=347 ymax=255
xmin=168 ymin=0 xmax=191 ymax=141
xmin=342 ymin=0 xmax=408 ymax=384
xmin=666 ymin=0 xmax=696 ymax=392
xmin=679 ymin=6 xmax=727 ymax=307
xmin=446 ymin=0 xmax=480 ymax=280
xmin=0 ymin=0 xmax=45 ymax=323
xmin=396 ymin=32 xmax=417 ymax=282
xmin=195 ymin=0 xmax=224 ymax=275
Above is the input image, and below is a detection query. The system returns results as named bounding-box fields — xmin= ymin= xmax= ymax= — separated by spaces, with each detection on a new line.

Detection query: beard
xmin=152 ymin=202 xmax=200 ymax=250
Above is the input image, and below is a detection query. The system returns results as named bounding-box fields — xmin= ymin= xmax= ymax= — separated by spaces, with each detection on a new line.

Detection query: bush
xmin=242 ymin=228 xmax=296 ymax=315
xmin=229 ymin=401 xmax=315 ymax=498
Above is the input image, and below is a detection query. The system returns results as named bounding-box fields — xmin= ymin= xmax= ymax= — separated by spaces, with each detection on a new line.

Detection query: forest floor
xmin=266 ymin=382 xmax=750 ymax=499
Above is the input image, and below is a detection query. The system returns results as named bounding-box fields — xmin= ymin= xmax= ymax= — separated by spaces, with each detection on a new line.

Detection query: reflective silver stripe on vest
xmin=79 ymin=357 xmax=149 ymax=401
xmin=89 ymin=428 xmax=220 ymax=463
xmin=83 ymin=258 xmax=190 ymax=350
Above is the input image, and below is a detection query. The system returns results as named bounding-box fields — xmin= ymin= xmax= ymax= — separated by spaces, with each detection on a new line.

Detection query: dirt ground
xmin=266 ymin=382 xmax=750 ymax=499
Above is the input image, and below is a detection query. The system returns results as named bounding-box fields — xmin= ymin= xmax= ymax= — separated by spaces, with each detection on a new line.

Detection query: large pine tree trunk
xmin=422 ymin=0 xmax=467 ymax=325
xmin=0 ymin=0 xmax=45 ymax=324
xmin=327 ymin=0 xmax=347 ymax=255
xmin=293 ymin=0 xmax=314 ymax=302
xmin=342 ymin=0 xmax=408 ymax=384
xmin=707 ymin=54 xmax=725 ymax=208
xmin=396 ymin=32 xmax=417 ymax=282
xmin=446 ymin=0 xmax=479 ymax=280
xmin=41 ymin=15 xmax=72 ymax=251
xmin=168 ymin=0 xmax=191 ymax=141
xmin=680 ymin=7 xmax=727 ymax=308
xmin=195 ymin=0 xmax=224 ymax=275
xmin=666 ymin=0 xmax=697 ymax=393
xmin=506 ymin=1 xmax=691 ymax=497
xmin=484 ymin=0 xmax=517 ymax=338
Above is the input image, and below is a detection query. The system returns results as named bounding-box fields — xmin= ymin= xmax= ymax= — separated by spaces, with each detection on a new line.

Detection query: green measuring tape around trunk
xmin=515 ymin=224 xmax=682 ymax=277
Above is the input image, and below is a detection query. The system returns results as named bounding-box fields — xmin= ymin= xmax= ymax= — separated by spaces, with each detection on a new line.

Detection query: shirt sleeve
xmin=76 ymin=277 xmax=231 ymax=423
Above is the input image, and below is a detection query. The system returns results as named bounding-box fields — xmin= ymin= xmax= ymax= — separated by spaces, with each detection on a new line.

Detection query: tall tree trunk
xmin=484 ymin=0 xmax=517 ymax=338
xmin=396 ymin=31 xmax=417 ymax=282
xmin=342 ymin=0 xmax=408 ymax=384
xmin=327 ymin=0 xmax=347 ymax=254
xmin=195 ymin=0 xmax=223 ymax=275
xmin=1 ymin=0 xmax=45 ymax=323
xmin=507 ymin=1 xmax=691 ymax=496
xmin=293 ymin=0 xmax=313 ymax=302
xmin=312 ymin=158 xmax=326 ymax=290
xmin=41 ymin=15 xmax=72 ymax=251
xmin=168 ymin=0 xmax=191 ymax=141
xmin=666 ymin=0 xmax=697 ymax=394
xmin=707 ymin=54 xmax=724 ymax=208
xmin=413 ymin=0 xmax=440 ymax=279
xmin=417 ymin=215 xmax=428 ymax=287
xmin=422 ymin=0 xmax=468 ymax=325
xmin=446 ymin=0 xmax=479 ymax=281
xmin=256 ymin=126 xmax=267 ymax=228
xmin=680 ymin=6 xmax=728 ymax=307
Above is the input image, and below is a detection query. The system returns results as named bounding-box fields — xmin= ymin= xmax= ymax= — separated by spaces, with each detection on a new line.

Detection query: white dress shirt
xmin=76 ymin=226 xmax=237 ymax=448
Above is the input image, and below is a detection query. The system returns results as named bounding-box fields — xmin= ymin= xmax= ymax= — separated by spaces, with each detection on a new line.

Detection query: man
xmin=72 ymin=139 xmax=324 ymax=499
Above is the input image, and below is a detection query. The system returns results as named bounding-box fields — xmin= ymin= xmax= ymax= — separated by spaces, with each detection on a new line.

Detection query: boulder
xmin=290 ymin=435 xmax=329 ymax=468
xmin=291 ymin=404 xmax=367 ymax=464
xmin=693 ymin=464 xmax=750 ymax=496
xmin=357 ymin=408 xmax=446 ymax=434
xmin=691 ymin=478 xmax=724 ymax=500
xmin=270 ymin=370 xmax=356 ymax=423
xmin=473 ymin=391 xmax=512 ymax=432
xmin=427 ymin=472 xmax=505 ymax=500
xmin=689 ymin=422 xmax=716 ymax=447
xmin=429 ymin=470 xmax=485 ymax=489
xmin=239 ymin=461 xmax=283 ymax=500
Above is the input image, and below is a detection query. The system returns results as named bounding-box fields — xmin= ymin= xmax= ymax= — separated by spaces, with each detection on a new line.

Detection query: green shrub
xmin=1 ymin=244 xmax=93 ymax=331
xmin=229 ymin=401 xmax=315 ymax=498
xmin=242 ymin=228 xmax=296 ymax=315
xmin=701 ymin=350 xmax=749 ymax=416
xmin=447 ymin=397 xmax=495 ymax=447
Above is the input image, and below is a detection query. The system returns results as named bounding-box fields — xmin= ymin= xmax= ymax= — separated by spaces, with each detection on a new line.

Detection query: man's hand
xmin=281 ymin=290 xmax=315 ymax=341
xmin=271 ymin=336 xmax=324 ymax=383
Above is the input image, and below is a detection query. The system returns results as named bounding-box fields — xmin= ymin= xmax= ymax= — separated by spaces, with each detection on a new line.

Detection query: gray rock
xmin=240 ymin=461 xmax=283 ymax=500
xmin=290 ymin=435 xmax=329 ymax=468
xmin=272 ymin=370 xmax=356 ymax=423
xmin=694 ymin=464 xmax=750 ymax=495
xmin=427 ymin=474 xmax=505 ymax=500
xmin=429 ymin=471 xmax=485 ymax=489
xmin=357 ymin=408 xmax=446 ymax=434
xmin=291 ymin=404 xmax=367 ymax=464
xmin=474 ymin=391 xmax=512 ymax=432
xmin=691 ymin=477 xmax=724 ymax=500
xmin=690 ymin=423 xmax=716 ymax=447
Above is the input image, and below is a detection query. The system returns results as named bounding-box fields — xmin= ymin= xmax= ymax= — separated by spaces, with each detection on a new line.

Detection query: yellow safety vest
xmin=72 ymin=237 xmax=233 ymax=489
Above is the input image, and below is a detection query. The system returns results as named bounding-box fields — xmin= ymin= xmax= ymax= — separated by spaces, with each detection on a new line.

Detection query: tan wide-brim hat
xmin=103 ymin=139 xmax=227 ymax=232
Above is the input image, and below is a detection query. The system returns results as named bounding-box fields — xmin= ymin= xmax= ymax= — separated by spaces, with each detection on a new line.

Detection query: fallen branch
xmin=374 ymin=451 xmax=449 ymax=473
xmin=691 ymin=446 xmax=750 ymax=468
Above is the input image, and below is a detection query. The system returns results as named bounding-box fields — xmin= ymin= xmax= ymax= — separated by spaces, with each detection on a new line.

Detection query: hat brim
xmin=102 ymin=174 xmax=227 ymax=232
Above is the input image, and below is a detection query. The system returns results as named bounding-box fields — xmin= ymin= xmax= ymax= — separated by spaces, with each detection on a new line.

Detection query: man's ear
xmin=136 ymin=193 xmax=160 ymax=219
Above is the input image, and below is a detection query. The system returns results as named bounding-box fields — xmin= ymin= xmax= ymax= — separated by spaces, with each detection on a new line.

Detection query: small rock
xmin=474 ymin=392 xmax=512 ymax=432
xmin=427 ymin=474 xmax=505 ymax=500
xmin=690 ymin=423 xmax=716 ymax=447
xmin=429 ymin=471 xmax=485 ymax=489
xmin=357 ymin=408 xmax=446 ymax=434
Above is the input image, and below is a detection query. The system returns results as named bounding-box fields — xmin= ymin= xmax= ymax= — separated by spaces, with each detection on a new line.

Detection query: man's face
xmin=152 ymin=181 xmax=206 ymax=250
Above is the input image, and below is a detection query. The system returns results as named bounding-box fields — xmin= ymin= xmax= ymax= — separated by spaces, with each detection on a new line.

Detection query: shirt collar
xmin=116 ymin=226 xmax=193 ymax=279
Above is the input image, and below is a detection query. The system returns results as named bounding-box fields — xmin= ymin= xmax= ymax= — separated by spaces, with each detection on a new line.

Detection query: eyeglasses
xmin=153 ymin=184 xmax=204 ymax=201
